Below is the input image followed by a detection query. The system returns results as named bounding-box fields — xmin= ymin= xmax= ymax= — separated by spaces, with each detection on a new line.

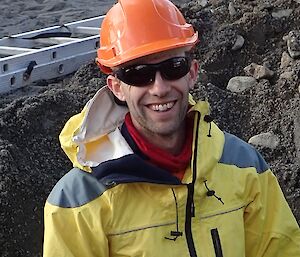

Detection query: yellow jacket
xmin=43 ymin=86 xmax=300 ymax=257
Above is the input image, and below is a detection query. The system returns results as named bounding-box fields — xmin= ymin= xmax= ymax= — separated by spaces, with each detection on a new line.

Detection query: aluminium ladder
xmin=0 ymin=15 xmax=105 ymax=94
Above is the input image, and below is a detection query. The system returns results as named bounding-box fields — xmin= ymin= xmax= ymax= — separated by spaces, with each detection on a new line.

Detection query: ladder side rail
xmin=0 ymin=16 xmax=104 ymax=48
xmin=63 ymin=15 xmax=105 ymax=28
xmin=0 ymin=35 xmax=99 ymax=71
xmin=0 ymin=35 xmax=99 ymax=93
xmin=7 ymin=15 xmax=105 ymax=40
xmin=0 ymin=46 xmax=36 ymax=56
xmin=0 ymin=15 xmax=106 ymax=94
xmin=0 ymin=36 xmax=81 ymax=48
xmin=0 ymin=50 xmax=97 ymax=94
xmin=9 ymin=26 xmax=68 ymax=40
xmin=0 ymin=38 xmax=38 ymax=48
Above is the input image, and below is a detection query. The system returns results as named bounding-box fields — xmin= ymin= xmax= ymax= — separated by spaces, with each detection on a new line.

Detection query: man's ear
xmin=188 ymin=60 xmax=199 ymax=90
xmin=107 ymin=75 xmax=126 ymax=101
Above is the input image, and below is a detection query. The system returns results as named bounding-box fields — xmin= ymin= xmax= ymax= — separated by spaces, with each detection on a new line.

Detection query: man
xmin=43 ymin=0 xmax=300 ymax=256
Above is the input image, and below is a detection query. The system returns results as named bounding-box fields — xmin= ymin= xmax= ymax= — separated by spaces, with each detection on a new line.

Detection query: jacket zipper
xmin=211 ymin=228 xmax=223 ymax=257
xmin=185 ymin=183 xmax=197 ymax=257
xmin=185 ymin=112 xmax=200 ymax=257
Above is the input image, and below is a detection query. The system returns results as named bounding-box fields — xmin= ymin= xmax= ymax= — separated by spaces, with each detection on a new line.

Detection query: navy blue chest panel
xmin=91 ymin=122 xmax=182 ymax=185
xmin=91 ymin=154 xmax=181 ymax=186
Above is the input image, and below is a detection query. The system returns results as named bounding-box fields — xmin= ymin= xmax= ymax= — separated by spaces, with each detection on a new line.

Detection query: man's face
xmin=107 ymin=48 xmax=199 ymax=139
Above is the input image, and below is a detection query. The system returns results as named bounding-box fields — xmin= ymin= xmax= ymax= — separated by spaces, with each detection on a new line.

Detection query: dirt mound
xmin=0 ymin=1 xmax=299 ymax=256
xmin=0 ymin=0 xmax=112 ymax=38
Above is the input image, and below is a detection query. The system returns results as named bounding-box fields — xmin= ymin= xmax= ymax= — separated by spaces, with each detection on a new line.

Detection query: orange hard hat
xmin=96 ymin=0 xmax=198 ymax=74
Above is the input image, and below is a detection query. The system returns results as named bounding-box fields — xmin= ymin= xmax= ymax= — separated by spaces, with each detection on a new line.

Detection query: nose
xmin=148 ymin=71 xmax=171 ymax=97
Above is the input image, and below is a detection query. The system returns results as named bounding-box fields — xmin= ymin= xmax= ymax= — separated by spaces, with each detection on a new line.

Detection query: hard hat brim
xmin=98 ymin=32 xmax=198 ymax=70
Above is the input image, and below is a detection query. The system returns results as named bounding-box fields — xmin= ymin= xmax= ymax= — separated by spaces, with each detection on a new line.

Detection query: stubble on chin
xmin=136 ymin=113 xmax=186 ymax=139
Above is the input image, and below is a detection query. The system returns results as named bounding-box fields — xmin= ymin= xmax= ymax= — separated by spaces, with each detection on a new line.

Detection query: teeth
xmin=167 ymin=102 xmax=173 ymax=108
xmin=150 ymin=102 xmax=175 ymax=112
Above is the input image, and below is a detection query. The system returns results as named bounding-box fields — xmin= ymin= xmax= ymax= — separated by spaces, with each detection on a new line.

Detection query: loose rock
xmin=283 ymin=30 xmax=300 ymax=59
xmin=231 ymin=35 xmax=245 ymax=51
xmin=279 ymin=71 xmax=294 ymax=80
xmin=197 ymin=0 xmax=208 ymax=7
xmin=280 ymin=51 xmax=294 ymax=68
xmin=294 ymin=116 xmax=300 ymax=162
xmin=227 ymin=76 xmax=257 ymax=93
xmin=271 ymin=9 xmax=293 ymax=18
xmin=244 ymin=63 xmax=275 ymax=80
xmin=228 ymin=2 xmax=237 ymax=16
xmin=248 ymin=132 xmax=280 ymax=149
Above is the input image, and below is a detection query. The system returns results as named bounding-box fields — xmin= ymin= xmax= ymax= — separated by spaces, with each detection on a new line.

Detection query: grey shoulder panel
xmin=219 ymin=132 xmax=269 ymax=173
xmin=47 ymin=168 xmax=107 ymax=208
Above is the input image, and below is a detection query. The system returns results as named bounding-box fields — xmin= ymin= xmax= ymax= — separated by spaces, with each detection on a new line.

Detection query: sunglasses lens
xmin=115 ymin=57 xmax=191 ymax=86
xmin=161 ymin=57 xmax=190 ymax=80
xmin=116 ymin=65 xmax=155 ymax=86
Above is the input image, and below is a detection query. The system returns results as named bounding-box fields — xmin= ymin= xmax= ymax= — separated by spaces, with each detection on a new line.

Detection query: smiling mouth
xmin=148 ymin=101 xmax=175 ymax=112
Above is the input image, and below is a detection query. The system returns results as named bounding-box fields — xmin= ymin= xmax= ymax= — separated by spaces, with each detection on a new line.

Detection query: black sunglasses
xmin=114 ymin=56 xmax=192 ymax=87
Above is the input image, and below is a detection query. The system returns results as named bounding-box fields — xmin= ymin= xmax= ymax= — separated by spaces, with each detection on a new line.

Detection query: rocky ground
xmin=0 ymin=0 xmax=113 ymax=38
xmin=0 ymin=0 xmax=299 ymax=256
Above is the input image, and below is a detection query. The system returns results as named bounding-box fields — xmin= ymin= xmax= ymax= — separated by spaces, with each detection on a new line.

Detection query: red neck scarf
xmin=124 ymin=113 xmax=193 ymax=180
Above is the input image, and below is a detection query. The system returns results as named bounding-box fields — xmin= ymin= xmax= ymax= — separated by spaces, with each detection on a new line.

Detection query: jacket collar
xmin=60 ymin=85 xmax=213 ymax=169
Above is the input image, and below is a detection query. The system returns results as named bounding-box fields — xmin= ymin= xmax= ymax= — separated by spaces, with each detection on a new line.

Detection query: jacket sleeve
xmin=43 ymin=167 xmax=111 ymax=257
xmin=244 ymin=169 xmax=300 ymax=256
xmin=43 ymin=200 xmax=110 ymax=257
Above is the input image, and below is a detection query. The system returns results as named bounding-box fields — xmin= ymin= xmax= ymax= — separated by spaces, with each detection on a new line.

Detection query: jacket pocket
xmin=211 ymin=228 xmax=223 ymax=257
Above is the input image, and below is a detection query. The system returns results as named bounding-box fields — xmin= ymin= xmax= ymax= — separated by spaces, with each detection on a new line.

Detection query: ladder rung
xmin=33 ymin=37 xmax=81 ymax=45
xmin=72 ymin=26 xmax=99 ymax=35
xmin=0 ymin=46 xmax=36 ymax=55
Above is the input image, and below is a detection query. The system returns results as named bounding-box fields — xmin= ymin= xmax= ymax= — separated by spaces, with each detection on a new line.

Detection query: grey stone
xmin=280 ymin=51 xmax=294 ymax=68
xmin=283 ymin=31 xmax=300 ymax=59
xmin=231 ymin=35 xmax=245 ymax=51
xmin=228 ymin=2 xmax=237 ymax=16
xmin=227 ymin=76 xmax=257 ymax=93
xmin=190 ymin=4 xmax=202 ymax=13
xmin=279 ymin=71 xmax=294 ymax=80
xmin=272 ymin=9 xmax=293 ymax=18
xmin=294 ymin=115 xmax=300 ymax=164
xmin=244 ymin=63 xmax=275 ymax=80
xmin=248 ymin=132 xmax=280 ymax=149
xmin=197 ymin=0 xmax=208 ymax=7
